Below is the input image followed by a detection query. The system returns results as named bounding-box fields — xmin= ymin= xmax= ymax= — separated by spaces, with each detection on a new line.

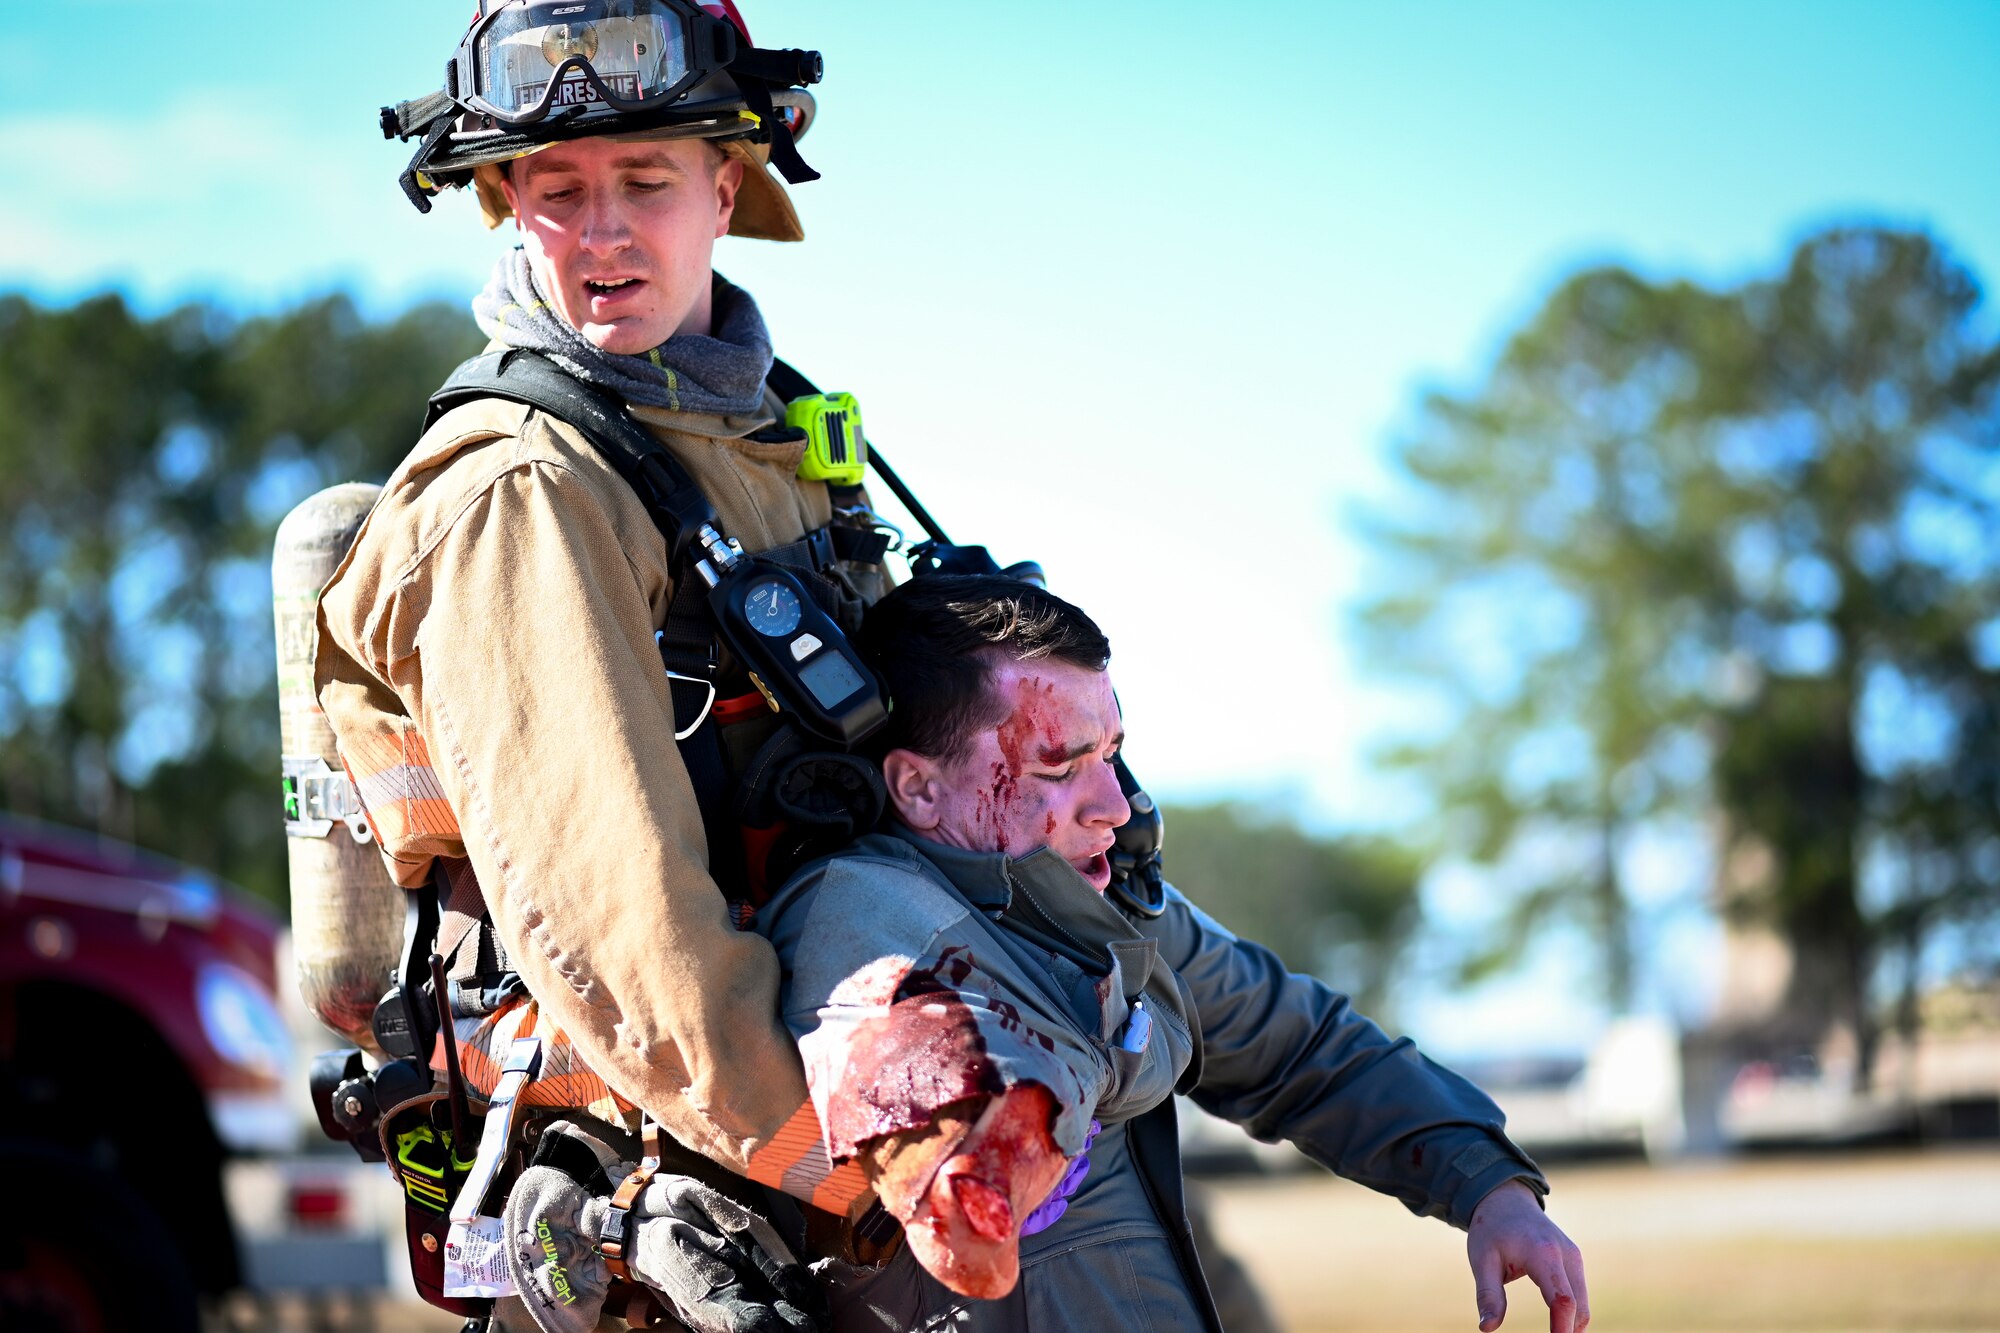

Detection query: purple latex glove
xmin=1020 ymin=1119 xmax=1101 ymax=1236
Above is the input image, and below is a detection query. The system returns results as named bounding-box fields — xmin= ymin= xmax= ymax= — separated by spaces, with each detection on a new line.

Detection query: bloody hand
xmin=1466 ymin=1180 xmax=1591 ymax=1333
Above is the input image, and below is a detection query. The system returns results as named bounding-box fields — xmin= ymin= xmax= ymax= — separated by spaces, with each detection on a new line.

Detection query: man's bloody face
xmin=917 ymin=657 xmax=1130 ymax=891
xmin=499 ymin=136 xmax=742 ymax=354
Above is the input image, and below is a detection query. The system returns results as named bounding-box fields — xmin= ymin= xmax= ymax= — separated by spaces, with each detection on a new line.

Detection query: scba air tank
xmin=273 ymin=483 xmax=402 ymax=1053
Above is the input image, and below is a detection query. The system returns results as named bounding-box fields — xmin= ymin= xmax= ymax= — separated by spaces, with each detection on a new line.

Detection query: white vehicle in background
xmin=1177 ymin=1017 xmax=1690 ymax=1174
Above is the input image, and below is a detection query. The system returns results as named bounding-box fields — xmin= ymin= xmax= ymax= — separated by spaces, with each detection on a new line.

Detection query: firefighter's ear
xmin=882 ymin=749 xmax=944 ymax=832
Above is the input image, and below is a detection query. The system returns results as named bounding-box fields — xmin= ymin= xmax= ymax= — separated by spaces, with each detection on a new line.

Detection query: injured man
xmin=755 ymin=574 xmax=1592 ymax=1332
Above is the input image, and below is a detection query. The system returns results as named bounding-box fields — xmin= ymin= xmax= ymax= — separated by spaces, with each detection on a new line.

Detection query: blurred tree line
xmin=23 ymin=223 xmax=1988 ymax=1064
xmin=1360 ymin=226 xmax=2000 ymax=1081
xmin=1158 ymin=803 xmax=1421 ymax=1021
xmin=0 ymin=293 xmax=481 ymax=903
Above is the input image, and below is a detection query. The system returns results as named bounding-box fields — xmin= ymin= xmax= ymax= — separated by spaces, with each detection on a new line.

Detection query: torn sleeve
xmin=764 ymin=857 xmax=1108 ymax=1159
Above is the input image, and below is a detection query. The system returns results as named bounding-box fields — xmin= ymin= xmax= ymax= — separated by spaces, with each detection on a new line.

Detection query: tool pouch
xmin=381 ymin=1091 xmax=490 ymax=1319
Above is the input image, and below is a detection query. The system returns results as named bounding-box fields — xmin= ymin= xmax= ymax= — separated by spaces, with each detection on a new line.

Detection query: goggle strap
xmin=382 ymin=89 xmax=458 ymax=143
xmin=727 ymin=46 xmax=824 ymax=90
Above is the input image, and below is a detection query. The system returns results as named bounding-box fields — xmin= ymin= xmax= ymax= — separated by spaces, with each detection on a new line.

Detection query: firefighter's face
xmin=501 ymin=137 xmax=742 ymax=354
xmin=887 ymin=657 xmax=1130 ymax=892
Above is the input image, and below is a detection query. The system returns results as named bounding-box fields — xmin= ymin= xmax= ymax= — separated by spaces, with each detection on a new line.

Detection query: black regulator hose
xmin=1107 ymin=757 xmax=1166 ymax=918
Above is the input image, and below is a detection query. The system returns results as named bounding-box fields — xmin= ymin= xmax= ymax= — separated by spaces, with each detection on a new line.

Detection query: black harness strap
xmin=767 ymin=357 xmax=944 ymax=548
xmin=761 ymin=356 xmax=819 ymax=407
xmin=422 ymin=349 xmax=914 ymax=939
xmin=430 ymin=349 xmax=765 ymax=909
xmin=429 ymin=351 xmax=887 ymax=575
xmin=428 ymin=349 xmax=720 ymax=568
xmin=829 ymin=525 xmax=892 ymax=566
xmin=417 ymin=349 xmax=920 ymax=1255
xmin=424 ymin=349 xmax=892 ymax=926
xmin=662 ymin=577 xmax=743 ymax=893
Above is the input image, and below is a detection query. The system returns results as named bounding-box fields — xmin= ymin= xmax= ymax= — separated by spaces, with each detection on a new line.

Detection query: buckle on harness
xmin=595 ymin=1120 xmax=665 ymax=1281
xmin=836 ymin=504 xmax=904 ymax=554
xmin=282 ymin=755 xmax=373 ymax=843
xmin=449 ymin=1035 xmax=543 ymax=1228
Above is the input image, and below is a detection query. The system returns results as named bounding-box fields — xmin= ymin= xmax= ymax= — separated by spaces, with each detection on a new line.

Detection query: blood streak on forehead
xmin=991 ymin=676 xmax=1057 ymax=778
xmin=973 ymin=676 xmax=1055 ymax=852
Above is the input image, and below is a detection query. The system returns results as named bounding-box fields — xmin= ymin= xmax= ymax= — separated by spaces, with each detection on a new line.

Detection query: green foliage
xmin=1356 ymin=226 xmax=2000 ymax=1061
xmin=0 ymin=292 xmax=483 ymax=905
xmin=1159 ymin=801 xmax=1421 ymax=1022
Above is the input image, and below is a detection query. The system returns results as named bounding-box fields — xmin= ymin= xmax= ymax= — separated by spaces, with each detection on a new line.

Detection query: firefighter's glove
xmin=504 ymin=1162 xmax=615 ymax=1333
xmin=624 ymin=1173 xmax=825 ymax=1333
xmin=503 ymin=1160 xmax=824 ymax=1333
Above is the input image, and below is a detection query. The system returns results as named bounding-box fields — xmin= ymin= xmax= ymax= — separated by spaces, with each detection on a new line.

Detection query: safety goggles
xmin=452 ymin=0 xmax=798 ymax=128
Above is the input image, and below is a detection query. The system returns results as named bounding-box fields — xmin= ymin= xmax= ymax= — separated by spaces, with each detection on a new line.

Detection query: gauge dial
xmin=745 ymin=578 xmax=803 ymax=638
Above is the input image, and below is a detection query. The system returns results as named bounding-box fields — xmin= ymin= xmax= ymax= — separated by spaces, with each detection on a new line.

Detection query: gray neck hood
xmin=472 ymin=252 xmax=775 ymax=418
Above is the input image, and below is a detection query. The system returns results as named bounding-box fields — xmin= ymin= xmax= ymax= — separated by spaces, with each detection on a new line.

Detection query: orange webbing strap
xmin=744 ymin=1101 xmax=873 ymax=1217
xmin=433 ymin=998 xmax=637 ymax=1124
xmin=596 ymin=1120 xmax=664 ymax=1282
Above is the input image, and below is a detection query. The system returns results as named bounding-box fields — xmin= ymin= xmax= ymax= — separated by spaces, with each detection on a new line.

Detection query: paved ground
xmin=1196 ymin=1145 xmax=2000 ymax=1332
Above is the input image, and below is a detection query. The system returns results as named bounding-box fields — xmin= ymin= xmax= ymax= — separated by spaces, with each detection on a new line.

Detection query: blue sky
xmin=5 ymin=1 xmax=1997 ymax=1054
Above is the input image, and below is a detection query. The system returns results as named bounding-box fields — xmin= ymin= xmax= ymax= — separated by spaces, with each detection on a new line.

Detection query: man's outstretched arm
xmin=1149 ymin=887 xmax=1587 ymax=1332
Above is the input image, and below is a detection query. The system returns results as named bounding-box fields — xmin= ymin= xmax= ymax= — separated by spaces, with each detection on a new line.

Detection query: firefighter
xmin=306 ymin=4 xmax=1275 ymax=1328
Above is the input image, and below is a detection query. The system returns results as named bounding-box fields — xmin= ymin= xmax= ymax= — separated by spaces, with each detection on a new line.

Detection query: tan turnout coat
xmin=314 ymin=381 xmax=873 ymax=1182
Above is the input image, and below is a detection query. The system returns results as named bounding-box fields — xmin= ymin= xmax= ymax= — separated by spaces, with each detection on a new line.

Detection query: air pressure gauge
xmin=743 ymin=578 xmax=803 ymax=638
xmin=706 ymin=559 xmax=888 ymax=747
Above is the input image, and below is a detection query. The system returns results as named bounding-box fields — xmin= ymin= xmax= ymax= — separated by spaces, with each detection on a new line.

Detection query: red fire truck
xmin=0 ymin=812 xmax=384 ymax=1332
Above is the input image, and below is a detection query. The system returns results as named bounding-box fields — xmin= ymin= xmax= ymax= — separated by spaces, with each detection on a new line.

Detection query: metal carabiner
xmin=835 ymin=503 xmax=906 ymax=553
xmin=666 ymin=672 xmax=718 ymax=740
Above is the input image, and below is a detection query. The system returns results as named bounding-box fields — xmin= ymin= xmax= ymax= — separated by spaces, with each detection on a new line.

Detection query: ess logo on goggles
xmin=453 ymin=0 xmax=819 ymax=128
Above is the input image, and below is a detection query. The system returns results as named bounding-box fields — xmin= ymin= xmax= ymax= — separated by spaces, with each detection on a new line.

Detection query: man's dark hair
xmin=858 ymin=575 xmax=1111 ymax=765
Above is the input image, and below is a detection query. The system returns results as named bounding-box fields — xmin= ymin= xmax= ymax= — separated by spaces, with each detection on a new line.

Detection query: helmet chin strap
xmin=728 ymin=59 xmax=821 ymax=184
xmin=395 ymin=114 xmax=457 ymax=215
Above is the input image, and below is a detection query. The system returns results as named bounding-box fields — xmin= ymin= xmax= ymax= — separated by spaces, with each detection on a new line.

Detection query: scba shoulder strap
xmin=427 ymin=350 xmax=891 ymax=589
xmin=429 ymin=350 xmax=749 ymax=880
xmin=432 ymin=352 xmax=1167 ymax=922
xmin=428 ymin=348 xmax=720 ymax=569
